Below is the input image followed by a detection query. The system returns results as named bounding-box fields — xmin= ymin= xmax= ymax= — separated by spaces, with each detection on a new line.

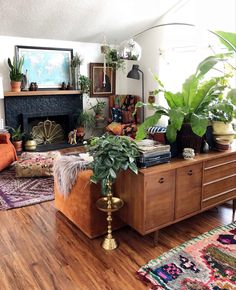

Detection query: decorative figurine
xmin=68 ymin=129 xmax=77 ymax=145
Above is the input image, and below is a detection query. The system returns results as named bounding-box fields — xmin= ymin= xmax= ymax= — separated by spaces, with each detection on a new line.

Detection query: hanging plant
xmin=104 ymin=47 xmax=125 ymax=70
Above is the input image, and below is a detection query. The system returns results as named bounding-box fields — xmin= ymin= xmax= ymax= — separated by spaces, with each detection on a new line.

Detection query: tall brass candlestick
xmin=96 ymin=180 xmax=124 ymax=250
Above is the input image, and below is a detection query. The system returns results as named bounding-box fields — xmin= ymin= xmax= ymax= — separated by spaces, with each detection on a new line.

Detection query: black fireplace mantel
xmin=4 ymin=90 xmax=83 ymax=132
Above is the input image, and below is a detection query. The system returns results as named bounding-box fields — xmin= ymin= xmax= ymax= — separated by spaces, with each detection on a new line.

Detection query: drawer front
xmin=203 ymin=175 xmax=236 ymax=200
xmin=202 ymin=189 xmax=236 ymax=208
xmin=145 ymin=170 xmax=175 ymax=231
xmin=175 ymin=163 xmax=202 ymax=219
xmin=204 ymin=154 xmax=236 ymax=169
xmin=204 ymin=161 xmax=236 ymax=183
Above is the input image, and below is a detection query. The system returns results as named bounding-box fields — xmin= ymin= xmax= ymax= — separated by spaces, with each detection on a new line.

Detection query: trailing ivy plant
xmin=105 ymin=47 xmax=125 ymax=70
xmin=135 ymin=54 xmax=232 ymax=143
xmin=88 ymin=133 xmax=140 ymax=195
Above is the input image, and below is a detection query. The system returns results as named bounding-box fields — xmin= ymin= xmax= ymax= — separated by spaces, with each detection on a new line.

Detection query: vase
xmin=177 ymin=123 xmax=203 ymax=154
xmin=11 ymin=81 xmax=21 ymax=92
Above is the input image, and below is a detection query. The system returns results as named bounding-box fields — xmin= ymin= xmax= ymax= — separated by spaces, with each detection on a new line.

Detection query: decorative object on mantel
xmin=16 ymin=45 xmax=73 ymax=89
xmin=137 ymin=221 xmax=236 ymax=290
xmin=29 ymin=82 xmax=38 ymax=91
xmin=7 ymin=56 xmax=24 ymax=92
xmin=70 ymin=53 xmax=83 ymax=90
xmin=88 ymin=133 xmax=140 ymax=250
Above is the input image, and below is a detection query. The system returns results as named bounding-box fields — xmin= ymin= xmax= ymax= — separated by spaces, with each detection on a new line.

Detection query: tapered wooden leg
xmin=233 ymin=199 xmax=236 ymax=221
xmin=153 ymin=230 xmax=159 ymax=246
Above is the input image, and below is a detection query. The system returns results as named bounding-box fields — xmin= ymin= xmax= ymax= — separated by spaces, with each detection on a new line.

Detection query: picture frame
xmin=89 ymin=63 xmax=116 ymax=97
xmin=16 ymin=45 xmax=73 ymax=89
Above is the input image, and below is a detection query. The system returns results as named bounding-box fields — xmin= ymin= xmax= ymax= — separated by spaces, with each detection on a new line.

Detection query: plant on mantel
xmin=7 ymin=56 xmax=24 ymax=92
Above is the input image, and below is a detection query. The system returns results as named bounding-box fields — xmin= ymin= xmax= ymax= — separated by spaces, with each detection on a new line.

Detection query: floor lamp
xmin=127 ymin=65 xmax=144 ymax=123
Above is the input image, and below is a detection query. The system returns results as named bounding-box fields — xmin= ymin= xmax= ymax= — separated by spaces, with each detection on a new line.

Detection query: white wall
xmin=0 ymin=35 xmax=104 ymax=126
xmin=127 ymin=0 xmax=236 ymax=126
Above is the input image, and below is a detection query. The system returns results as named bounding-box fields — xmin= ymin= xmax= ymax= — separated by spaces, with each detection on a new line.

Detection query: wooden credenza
xmin=115 ymin=143 xmax=236 ymax=241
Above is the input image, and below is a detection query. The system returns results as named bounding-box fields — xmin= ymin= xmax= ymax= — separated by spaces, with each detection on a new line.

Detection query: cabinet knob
xmin=159 ymin=177 xmax=165 ymax=183
xmin=187 ymin=170 xmax=193 ymax=176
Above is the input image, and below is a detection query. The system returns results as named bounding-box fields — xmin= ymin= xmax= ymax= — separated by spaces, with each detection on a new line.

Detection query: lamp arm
xmin=132 ymin=22 xmax=236 ymax=53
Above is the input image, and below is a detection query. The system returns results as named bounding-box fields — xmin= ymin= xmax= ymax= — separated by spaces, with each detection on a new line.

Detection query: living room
xmin=0 ymin=0 xmax=236 ymax=289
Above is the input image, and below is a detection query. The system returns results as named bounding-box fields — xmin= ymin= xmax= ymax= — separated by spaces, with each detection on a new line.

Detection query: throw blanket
xmin=53 ymin=155 xmax=89 ymax=198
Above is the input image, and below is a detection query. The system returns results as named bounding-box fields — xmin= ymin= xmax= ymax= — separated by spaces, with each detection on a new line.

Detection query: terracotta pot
xmin=11 ymin=81 xmax=22 ymax=92
xmin=24 ymin=140 xmax=37 ymax=151
xmin=13 ymin=140 xmax=23 ymax=152
xmin=76 ymin=127 xmax=85 ymax=141
xmin=176 ymin=123 xmax=203 ymax=154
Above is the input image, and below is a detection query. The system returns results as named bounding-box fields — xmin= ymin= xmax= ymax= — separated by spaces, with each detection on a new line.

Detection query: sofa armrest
xmin=0 ymin=133 xmax=11 ymax=144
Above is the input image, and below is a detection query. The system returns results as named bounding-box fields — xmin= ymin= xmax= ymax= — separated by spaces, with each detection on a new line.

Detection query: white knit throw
xmin=53 ymin=155 xmax=89 ymax=198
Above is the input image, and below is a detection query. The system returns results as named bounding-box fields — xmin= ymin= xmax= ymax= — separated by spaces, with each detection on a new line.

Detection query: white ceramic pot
xmin=212 ymin=121 xmax=234 ymax=135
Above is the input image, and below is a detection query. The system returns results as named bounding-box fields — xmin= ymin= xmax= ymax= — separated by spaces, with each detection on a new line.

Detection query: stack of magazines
xmin=135 ymin=139 xmax=171 ymax=168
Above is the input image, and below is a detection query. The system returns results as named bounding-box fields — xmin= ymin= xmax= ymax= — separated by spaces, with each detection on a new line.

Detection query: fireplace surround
xmin=4 ymin=90 xmax=82 ymax=136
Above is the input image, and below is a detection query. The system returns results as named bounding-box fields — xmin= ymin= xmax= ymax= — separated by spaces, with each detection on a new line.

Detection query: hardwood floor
xmin=0 ymin=201 xmax=234 ymax=290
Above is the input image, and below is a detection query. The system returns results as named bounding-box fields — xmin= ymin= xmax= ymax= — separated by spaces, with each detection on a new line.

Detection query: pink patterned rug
xmin=137 ymin=222 xmax=236 ymax=289
xmin=0 ymin=167 xmax=54 ymax=210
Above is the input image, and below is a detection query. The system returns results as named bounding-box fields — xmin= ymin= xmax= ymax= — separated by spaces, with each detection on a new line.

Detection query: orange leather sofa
xmin=54 ymin=169 xmax=123 ymax=239
xmin=0 ymin=133 xmax=17 ymax=171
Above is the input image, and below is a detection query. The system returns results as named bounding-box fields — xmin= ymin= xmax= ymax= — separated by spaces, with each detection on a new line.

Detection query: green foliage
xmin=79 ymin=75 xmax=91 ymax=93
xmin=9 ymin=125 xmax=24 ymax=141
xmin=135 ymin=54 xmax=232 ymax=143
xmin=7 ymin=56 xmax=24 ymax=81
xmin=88 ymin=133 xmax=140 ymax=195
xmin=215 ymin=31 xmax=236 ymax=52
xmin=75 ymin=110 xmax=95 ymax=129
xmin=89 ymin=99 xmax=106 ymax=115
xmin=105 ymin=47 xmax=125 ymax=70
xmin=70 ymin=53 xmax=83 ymax=68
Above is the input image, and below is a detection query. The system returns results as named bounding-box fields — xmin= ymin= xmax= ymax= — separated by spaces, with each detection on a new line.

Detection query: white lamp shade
xmin=0 ymin=76 xmax=4 ymax=99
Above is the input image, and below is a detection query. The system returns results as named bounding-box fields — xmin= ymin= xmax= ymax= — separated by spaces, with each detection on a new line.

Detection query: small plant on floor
xmin=88 ymin=133 xmax=140 ymax=195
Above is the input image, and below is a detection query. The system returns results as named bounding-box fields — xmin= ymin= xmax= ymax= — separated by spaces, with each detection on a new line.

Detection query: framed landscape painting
xmin=89 ymin=63 xmax=116 ymax=97
xmin=16 ymin=45 xmax=73 ymax=89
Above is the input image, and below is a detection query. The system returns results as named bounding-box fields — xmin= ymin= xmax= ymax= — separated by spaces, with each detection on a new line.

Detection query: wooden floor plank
xmin=0 ymin=201 xmax=234 ymax=290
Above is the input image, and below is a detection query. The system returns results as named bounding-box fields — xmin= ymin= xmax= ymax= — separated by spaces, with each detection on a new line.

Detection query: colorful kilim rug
xmin=137 ymin=222 xmax=236 ymax=290
xmin=0 ymin=167 xmax=54 ymax=210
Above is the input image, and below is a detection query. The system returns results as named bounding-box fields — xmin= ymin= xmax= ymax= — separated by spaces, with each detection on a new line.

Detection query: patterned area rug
xmin=137 ymin=222 xmax=236 ymax=290
xmin=0 ymin=167 xmax=54 ymax=210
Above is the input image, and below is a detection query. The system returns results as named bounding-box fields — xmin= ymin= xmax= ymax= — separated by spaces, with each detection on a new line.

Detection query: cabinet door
xmin=175 ymin=163 xmax=202 ymax=219
xmin=145 ymin=170 xmax=175 ymax=232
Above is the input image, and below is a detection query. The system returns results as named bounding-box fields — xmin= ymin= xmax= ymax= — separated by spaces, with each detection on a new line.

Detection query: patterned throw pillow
xmin=122 ymin=110 xmax=135 ymax=124
xmin=111 ymin=107 xmax=122 ymax=123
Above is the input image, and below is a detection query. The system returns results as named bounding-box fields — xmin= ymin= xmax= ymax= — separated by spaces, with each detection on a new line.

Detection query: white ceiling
xmin=0 ymin=0 xmax=182 ymax=44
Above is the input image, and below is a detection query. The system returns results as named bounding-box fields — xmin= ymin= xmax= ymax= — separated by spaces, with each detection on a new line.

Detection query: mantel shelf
xmin=4 ymin=90 xmax=81 ymax=97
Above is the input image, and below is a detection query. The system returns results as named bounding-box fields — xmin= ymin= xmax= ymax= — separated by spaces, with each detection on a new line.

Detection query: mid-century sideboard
xmin=115 ymin=142 xmax=236 ymax=244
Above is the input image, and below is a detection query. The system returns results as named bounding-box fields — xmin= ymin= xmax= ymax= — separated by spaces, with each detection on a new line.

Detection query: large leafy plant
xmin=88 ymin=133 xmax=140 ymax=195
xmin=135 ymin=54 xmax=231 ymax=143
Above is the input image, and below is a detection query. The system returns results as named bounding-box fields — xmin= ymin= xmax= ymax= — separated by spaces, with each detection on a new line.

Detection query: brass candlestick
xmin=96 ymin=181 xmax=124 ymax=250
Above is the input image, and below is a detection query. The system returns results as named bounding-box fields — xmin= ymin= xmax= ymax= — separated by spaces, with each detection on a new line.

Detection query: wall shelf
xmin=4 ymin=90 xmax=81 ymax=97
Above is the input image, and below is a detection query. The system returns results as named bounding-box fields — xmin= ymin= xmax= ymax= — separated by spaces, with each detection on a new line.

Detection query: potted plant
xmin=88 ymin=133 xmax=140 ymax=195
xmin=104 ymin=46 xmax=125 ymax=70
xmin=75 ymin=110 xmax=95 ymax=140
xmin=135 ymin=54 xmax=231 ymax=153
xmin=89 ymin=99 xmax=106 ymax=122
xmin=78 ymin=75 xmax=91 ymax=94
xmin=10 ymin=125 xmax=24 ymax=152
xmin=7 ymin=56 xmax=24 ymax=92
xmin=70 ymin=53 xmax=83 ymax=89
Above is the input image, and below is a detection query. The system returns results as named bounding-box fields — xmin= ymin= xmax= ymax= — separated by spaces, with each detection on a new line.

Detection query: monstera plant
xmin=88 ymin=133 xmax=140 ymax=195
xmin=135 ymin=54 xmax=233 ymax=150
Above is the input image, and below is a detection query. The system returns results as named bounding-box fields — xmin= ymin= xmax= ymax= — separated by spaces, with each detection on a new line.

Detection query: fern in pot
xmin=135 ymin=54 xmax=232 ymax=153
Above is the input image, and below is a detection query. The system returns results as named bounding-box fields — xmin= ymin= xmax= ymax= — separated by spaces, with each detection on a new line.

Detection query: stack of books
xmin=135 ymin=139 xmax=171 ymax=168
